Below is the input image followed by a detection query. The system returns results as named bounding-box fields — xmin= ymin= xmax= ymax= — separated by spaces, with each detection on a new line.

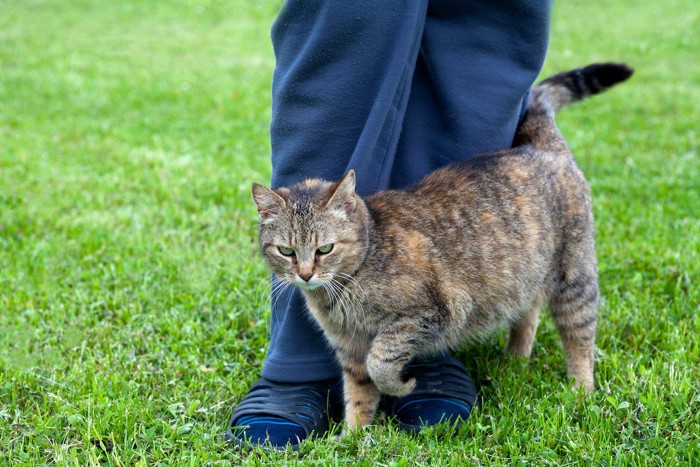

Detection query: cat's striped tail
xmin=516 ymin=63 xmax=633 ymax=148
xmin=534 ymin=62 xmax=633 ymax=112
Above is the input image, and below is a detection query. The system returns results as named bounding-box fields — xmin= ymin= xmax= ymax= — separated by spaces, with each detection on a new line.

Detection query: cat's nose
xmin=298 ymin=271 xmax=314 ymax=282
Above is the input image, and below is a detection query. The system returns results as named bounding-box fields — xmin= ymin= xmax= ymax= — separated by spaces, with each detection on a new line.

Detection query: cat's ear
xmin=326 ymin=170 xmax=357 ymax=217
xmin=252 ymin=183 xmax=286 ymax=224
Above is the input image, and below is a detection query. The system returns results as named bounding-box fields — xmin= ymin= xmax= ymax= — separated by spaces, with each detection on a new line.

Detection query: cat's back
xmin=360 ymin=147 xmax=591 ymax=324
xmin=366 ymin=146 xmax=584 ymax=234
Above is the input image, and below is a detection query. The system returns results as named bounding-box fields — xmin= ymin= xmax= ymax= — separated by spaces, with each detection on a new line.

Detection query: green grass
xmin=1 ymin=0 xmax=698 ymax=464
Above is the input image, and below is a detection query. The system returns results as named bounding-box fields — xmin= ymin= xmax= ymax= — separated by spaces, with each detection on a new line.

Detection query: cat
xmin=251 ymin=63 xmax=633 ymax=432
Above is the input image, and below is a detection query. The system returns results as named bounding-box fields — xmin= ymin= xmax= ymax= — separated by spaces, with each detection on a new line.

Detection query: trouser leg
xmin=262 ymin=0 xmax=552 ymax=382
xmin=263 ymin=0 xmax=430 ymax=381
xmin=390 ymin=0 xmax=551 ymax=187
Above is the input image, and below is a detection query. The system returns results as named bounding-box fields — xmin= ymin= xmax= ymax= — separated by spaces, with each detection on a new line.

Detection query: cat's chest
xmin=304 ymin=279 xmax=383 ymax=332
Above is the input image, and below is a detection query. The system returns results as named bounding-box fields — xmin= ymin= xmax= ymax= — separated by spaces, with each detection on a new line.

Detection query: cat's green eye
xmin=317 ymin=244 xmax=334 ymax=255
xmin=278 ymin=246 xmax=295 ymax=257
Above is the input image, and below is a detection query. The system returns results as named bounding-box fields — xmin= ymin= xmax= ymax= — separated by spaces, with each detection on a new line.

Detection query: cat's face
xmin=252 ymin=171 xmax=367 ymax=291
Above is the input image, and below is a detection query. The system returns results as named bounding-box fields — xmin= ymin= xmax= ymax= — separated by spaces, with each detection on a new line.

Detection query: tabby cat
xmin=252 ymin=63 xmax=633 ymax=431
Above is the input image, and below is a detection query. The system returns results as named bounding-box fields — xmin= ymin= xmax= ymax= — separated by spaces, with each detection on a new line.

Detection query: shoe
xmin=225 ymin=377 xmax=342 ymax=450
xmin=381 ymin=356 xmax=478 ymax=432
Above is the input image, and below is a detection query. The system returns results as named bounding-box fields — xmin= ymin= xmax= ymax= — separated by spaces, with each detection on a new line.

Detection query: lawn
xmin=1 ymin=0 xmax=698 ymax=465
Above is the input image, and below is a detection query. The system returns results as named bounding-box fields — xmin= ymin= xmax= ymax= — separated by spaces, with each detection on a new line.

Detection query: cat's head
xmin=251 ymin=170 xmax=369 ymax=292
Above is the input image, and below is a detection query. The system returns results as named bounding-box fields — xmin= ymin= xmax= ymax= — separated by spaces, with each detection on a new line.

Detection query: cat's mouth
xmin=293 ymin=278 xmax=324 ymax=291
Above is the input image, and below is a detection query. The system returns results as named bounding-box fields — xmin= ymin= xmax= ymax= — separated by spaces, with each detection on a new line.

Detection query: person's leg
xmin=382 ymin=0 xmax=551 ymax=429
xmin=264 ymin=0 xmax=429 ymax=382
xmin=229 ymin=0 xmax=553 ymax=447
xmin=263 ymin=0 xmax=551 ymax=385
xmin=228 ymin=0 xmax=430 ymax=448
xmin=390 ymin=0 xmax=551 ymax=187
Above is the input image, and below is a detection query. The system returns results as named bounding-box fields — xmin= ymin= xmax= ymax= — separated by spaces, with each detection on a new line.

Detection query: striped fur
xmin=252 ymin=63 xmax=633 ymax=432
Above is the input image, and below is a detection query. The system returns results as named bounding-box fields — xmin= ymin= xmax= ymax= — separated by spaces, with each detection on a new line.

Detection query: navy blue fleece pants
xmin=262 ymin=0 xmax=552 ymax=382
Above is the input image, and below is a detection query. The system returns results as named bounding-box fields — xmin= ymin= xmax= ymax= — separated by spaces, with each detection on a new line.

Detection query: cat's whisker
xmin=256 ymin=274 xmax=288 ymax=303
xmin=254 ymin=275 xmax=269 ymax=291
xmin=336 ymin=280 xmax=360 ymax=323
xmin=267 ymin=278 xmax=284 ymax=301
xmin=254 ymin=276 xmax=272 ymax=308
xmin=254 ymin=283 xmax=275 ymax=323
xmin=325 ymin=279 xmax=348 ymax=325
xmin=269 ymin=286 xmax=293 ymax=329
xmin=270 ymin=280 xmax=291 ymax=306
xmin=327 ymin=279 xmax=350 ymax=331
xmin=338 ymin=273 xmax=368 ymax=302
xmin=336 ymin=273 xmax=368 ymax=323
xmin=268 ymin=278 xmax=293 ymax=324
xmin=329 ymin=277 xmax=366 ymax=345
xmin=337 ymin=272 xmax=361 ymax=289
xmin=321 ymin=282 xmax=344 ymax=325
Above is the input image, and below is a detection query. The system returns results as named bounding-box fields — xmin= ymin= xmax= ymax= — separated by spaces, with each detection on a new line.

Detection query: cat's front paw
xmin=366 ymin=357 xmax=416 ymax=396
xmin=380 ymin=375 xmax=416 ymax=397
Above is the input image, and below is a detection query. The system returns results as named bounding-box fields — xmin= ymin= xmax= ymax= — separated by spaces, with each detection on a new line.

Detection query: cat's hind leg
xmin=549 ymin=269 xmax=598 ymax=392
xmin=505 ymin=308 xmax=540 ymax=358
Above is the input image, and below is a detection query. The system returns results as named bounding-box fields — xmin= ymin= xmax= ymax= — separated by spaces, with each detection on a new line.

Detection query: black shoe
xmin=225 ymin=378 xmax=343 ymax=450
xmin=381 ymin=357 xmax=478 ymax=432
